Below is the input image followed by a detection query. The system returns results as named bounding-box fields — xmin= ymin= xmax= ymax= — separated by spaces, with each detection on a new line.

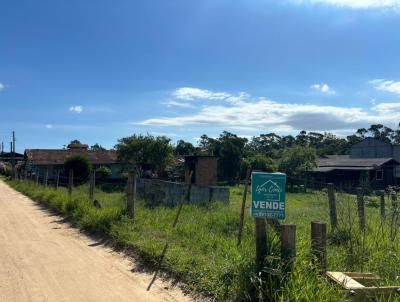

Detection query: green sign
xmin=251 ymin=172 xmax=286 ymax=220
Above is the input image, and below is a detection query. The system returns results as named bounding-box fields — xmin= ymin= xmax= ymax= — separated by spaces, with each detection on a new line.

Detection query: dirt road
xmin=0 ymin=180 xmax=193 ymax=302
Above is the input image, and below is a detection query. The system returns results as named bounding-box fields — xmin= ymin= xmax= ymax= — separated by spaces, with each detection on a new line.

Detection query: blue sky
xmin=1 ymin=0 xmax=400 ymax=152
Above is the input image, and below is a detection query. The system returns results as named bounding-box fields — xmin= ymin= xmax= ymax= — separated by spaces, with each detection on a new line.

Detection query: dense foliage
xmin=171 ymin=123 xmax=400 ymax=182
xmin=90 ymin=143 xmax=106 ymax=151
xmin=279 ymin=146 xmax=317 ymax=182
xmin=115 ymin=134 xmax=174 ymax=176
xmin=95 ymin=166 xmax=112 ymax=179
xmin=64 ymin=155 xmax=92 ymax=185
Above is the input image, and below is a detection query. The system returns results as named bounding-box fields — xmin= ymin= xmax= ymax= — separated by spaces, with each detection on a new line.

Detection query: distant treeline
xmin=115 ymin=123 xmax=400 ymax=183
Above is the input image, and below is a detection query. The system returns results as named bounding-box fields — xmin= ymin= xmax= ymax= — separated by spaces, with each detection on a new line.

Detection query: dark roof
xmin=0 ymin=152 xmax=24 ymax=158
xmin=25 ymin=149 xmax=117 ymax=165
xmin=314 ymin=156 xmax=399 ymax=172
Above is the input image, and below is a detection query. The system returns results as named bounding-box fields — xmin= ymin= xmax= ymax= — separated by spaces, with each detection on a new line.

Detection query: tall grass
xmin=5 ymin=178 xmax=400 ymax=301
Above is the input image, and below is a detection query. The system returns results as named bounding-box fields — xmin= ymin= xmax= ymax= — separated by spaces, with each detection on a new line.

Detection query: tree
xmin=90 ymin=143 xmax=106 ymax=151
xmin=248 ymin=133 xmax=281 ymax=156
xmin=368 ymin=124 xmax=393 ymax=142
xmin=64 ymin=155 xmax=92 ymax=185
xmin=198 ymin=134 xmax=217 ymax=154
xmin=279 ymin=146 xmax=317 ymax=182
xmin=115 ymin=134 xmax=173 ymax=175
xmin=216 ymin=132 xmax=248 ymax=182
xmin=295 ymin=130 xmax=308 ymax=146
xmin=174 ymin=140 xmax=196 ymax=156
xmin=241 ymin=154 xmax=277 ymax=177
xmin=69 ymin=139 xmax=82 ymax=145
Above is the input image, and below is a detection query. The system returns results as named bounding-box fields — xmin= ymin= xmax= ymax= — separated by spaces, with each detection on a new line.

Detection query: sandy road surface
xmin=0 ymin=180 xmax=194 ymax=302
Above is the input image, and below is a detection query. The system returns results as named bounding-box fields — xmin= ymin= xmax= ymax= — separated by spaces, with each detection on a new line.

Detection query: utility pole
xmin=12 ymin=131 xmax=16 ymax=179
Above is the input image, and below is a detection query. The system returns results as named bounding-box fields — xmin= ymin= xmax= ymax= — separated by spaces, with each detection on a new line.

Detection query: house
xmin=24 ymin=143 xmax=122 ymax=180
xmin=313 ymin=138 xmax=400 ymax=190
xmin=0 ymin=152 xmax=24 ymax=163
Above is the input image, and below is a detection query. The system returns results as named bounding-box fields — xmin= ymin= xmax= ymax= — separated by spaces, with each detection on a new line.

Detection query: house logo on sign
xmin=255 ymin=180 xmax=281 ymax=201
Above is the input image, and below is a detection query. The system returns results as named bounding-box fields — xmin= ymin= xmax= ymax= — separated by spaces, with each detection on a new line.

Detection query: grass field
xmin=5 ymin=177 xmax=400 ymax=301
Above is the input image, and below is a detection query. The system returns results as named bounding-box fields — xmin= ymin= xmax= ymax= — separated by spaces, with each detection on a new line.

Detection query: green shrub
xmin=96 ymin=166 xmax=112 ymax=179
xmin=64 ymin=155 xmax=92 ymax=185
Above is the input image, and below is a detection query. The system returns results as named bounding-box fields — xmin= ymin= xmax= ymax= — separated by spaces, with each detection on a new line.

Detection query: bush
xmin=64 ymin=155 xmax=92 ymax=185
xmin=241 ymin=154 xmax=277 ymax=177
xmin=0 ymin=162 xmax=12 ymax=176
xmin=96 ymin=166 xmax=112 ymax=179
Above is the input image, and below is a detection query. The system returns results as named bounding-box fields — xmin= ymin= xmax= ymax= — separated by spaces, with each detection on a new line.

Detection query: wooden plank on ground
xmin=326 ymin=272 xmax=365 ymax=289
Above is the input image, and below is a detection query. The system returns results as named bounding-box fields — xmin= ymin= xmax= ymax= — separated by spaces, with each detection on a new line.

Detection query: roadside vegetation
xmin=4 ymin=177 xmax=400 ymax=301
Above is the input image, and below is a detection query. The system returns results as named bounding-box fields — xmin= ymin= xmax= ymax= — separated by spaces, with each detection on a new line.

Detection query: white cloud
xmin=373 ymin=102 xmax=400 ymax=114
xmin=370 ymin=79 xmax=400 ymax=94
xmin=0 ymin=82 xmax=6 ymax=92
xmin=136 ymin=88 xmax=400 ymax=133
xmin=311 ymin=83 xmax=336 ymax=95
xmin=69 ymin=105 xmax=83 ymax=113
xmin=163 ymin=100 xmax=196 ymax=109
xmin=294 ymin=0 xmax=400 ymax=9
xmin=173 ymin=87 xmax=231 ymax=101
xmin=149 ymin=131 xmax=177 ymax=137
xmin=45 ymin=124 xmax=53 ymax=129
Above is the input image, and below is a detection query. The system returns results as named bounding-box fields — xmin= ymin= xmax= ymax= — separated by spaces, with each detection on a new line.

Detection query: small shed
xmin=184 ymin=155 xmax=218 ymax=186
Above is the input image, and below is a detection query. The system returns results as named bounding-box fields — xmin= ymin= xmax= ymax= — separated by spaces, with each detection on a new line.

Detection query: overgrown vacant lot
xmin=5 ymin=178 xmax=400 ymax=301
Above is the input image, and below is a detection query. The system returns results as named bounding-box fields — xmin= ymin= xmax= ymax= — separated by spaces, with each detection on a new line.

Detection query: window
xmin=376 ymin=170 xmax=383 ymax=180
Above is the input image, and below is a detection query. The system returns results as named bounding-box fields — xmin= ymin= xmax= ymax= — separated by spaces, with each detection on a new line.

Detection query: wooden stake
xmin=391 ymin=192 xmax=397 ymax=207
xmin=44 ymin=167 xmax=48 ymax=188
xmin=357 ymin=187 xmax=365 ymax=231
xmin=237 ymin=168 xmax=251 ymax=247
xmin=255 ymin=218 xmax=267 ymax=268
xmin=281 ymin=224 xmax=296 ymax=266
xmin=127 ymin=172 xmax=135 ymax=218
xmin=327 ymin=183 xmax=337 ymax=231
xmin=311 ymin=221 xmax=327 ymax=272
xmin=380 ymin=191 xmax=385 ymax=219
xmin=68 ymin=169 xmax=73 ymax=197
xmin=55 ymin=171 xmax=60 ymax=190
xmin=89 ymin=170 xmax=95 ymax=202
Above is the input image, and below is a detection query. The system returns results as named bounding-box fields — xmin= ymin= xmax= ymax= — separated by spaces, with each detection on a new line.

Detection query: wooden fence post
xmin=68 ymin=169 xmax=73 ymax=197
xmin=391 ymin=192 xmax=397 ymax=207
xmin=327 ymin=183 xmax=337 ymax=231
xmin=311 ymin=221 xmax=327 ymax=272
xmin=89 ymin=170 xmax=95 ymax=202
xmin=357 ymin=187 xmax=365 ymax=231
xmin=44 ymin=167 xmax=48 ymax=188
xmin=255 ymin=218 xmax=267 ymax=268
xmin=35 ymin=173 xmax=39 ymax=186
xmin=237 ymin=168 xmax=251 ymax=247
xmin=127 ymin=172 xmax=135 ymax=218
xmin=380 ymin=191 xmax=385 ymax=219
xmin=281 ymin=224 xmax=296 ymax=267
xmin=55 ymin=171 xmax=60 ymax=190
